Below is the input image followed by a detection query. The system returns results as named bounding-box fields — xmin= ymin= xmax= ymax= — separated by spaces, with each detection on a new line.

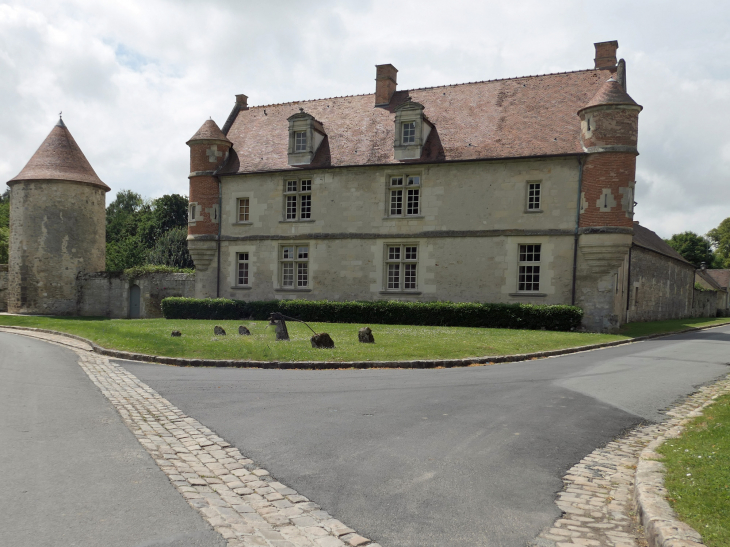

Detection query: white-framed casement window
xmin=526 ymin=182 xmax=541 ymax=211
xmin=402 ymin=121 xmax=416 ymax=145
xmin=294 ymin=131 xmax=307 ymax=152
xmin=385 ymin=244 xmax=418 ymax=291
xmin=237 ymin=198 xmax=250 ymax=222
xmin=284 ymin=179 xmax=312 ymax=221
xmin=389 ymin=175 xmax=420 ymax=217
xmin=280 ymin=244 xmax=309 ymax=288
xmin=518 ymin=244 xmax=541 ymax=292
xmin=188 ymin=202 xmax=198 ymax=224
xmin=237 ymin=252 xmax=250 ymax=286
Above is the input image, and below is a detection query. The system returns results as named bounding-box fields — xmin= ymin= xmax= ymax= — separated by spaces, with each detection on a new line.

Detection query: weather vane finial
xmin=59 ymin=111 xmax=62 ymax=119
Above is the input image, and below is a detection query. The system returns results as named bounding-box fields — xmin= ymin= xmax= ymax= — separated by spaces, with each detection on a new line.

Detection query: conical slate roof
xmin=8 ymin=118 xmax=110 ymax=191
xmin=186 ymin=119 xmax=231 ymax=145
xmin=579 ymin=78 xmax=641 ymax=113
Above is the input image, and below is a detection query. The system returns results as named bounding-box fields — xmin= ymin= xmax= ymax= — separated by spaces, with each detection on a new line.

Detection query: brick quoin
xmin=580 ymin=152 xmax=636 ymax=228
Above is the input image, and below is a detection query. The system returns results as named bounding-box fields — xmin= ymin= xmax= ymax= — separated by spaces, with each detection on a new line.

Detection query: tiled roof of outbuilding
xmin=219 ymin=68 xmax=619 ymax=175
xmin=705 ymin=269 xmax=730 ymax=289
xmin=632 ymin=222 xmax=693 ymax=266
xmin=8 ymin=119 xmax=109 ymax=191
xmin=187 ymin=119 xmax=231 ymax=144
xmin=696 ymin=269 xmax=724 ymax=291
xmin=579 ymin=78 xmax=641 ymax=112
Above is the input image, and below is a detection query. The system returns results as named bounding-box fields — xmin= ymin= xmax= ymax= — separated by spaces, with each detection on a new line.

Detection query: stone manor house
xmin=2 ymin=40 xmax=726 ymax=330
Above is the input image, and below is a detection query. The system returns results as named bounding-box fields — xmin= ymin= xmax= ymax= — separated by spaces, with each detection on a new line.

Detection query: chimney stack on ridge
xmin=594 ymin=41 xmax=619 ymax=69
xmin=375 ymin=64 xmax=398 ymax=106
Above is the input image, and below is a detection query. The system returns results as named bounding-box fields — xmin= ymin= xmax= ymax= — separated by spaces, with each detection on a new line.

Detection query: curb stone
xmin=531 ymin=373 xmax=730 ymax=547
xmin=0 ymin=320 xmax=729 ymax=369
xmin=2 ymin=328 xmax=381 ymax=547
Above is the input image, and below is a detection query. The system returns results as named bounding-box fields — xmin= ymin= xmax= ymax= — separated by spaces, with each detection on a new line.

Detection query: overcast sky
xmin=1 ymin=0 xmax=728 ymax=238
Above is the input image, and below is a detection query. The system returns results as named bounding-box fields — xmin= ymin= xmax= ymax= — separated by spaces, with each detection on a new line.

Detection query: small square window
xmin=294 ymin=131 xmax=307 ymax=152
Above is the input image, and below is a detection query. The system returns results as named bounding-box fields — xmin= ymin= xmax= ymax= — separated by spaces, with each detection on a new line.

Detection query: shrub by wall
xmin=161 ymin=298 xmax=583 ymax=331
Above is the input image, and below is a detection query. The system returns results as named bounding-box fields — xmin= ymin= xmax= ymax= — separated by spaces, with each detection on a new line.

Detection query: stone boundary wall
xmin=77 ymin=271 xmax=195 ymax=319
xmin=690 ymin=288 xmax=719 ymax=319
xmin=0 ymin=264 xmax=8 ymax=312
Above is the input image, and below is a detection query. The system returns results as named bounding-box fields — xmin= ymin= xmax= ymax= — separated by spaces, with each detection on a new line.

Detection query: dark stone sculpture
xmin=358 ymin=326 xmax=375 ymax=343
xmin=311 ymin=332 xmax=335 ymax=349
xmin=238 ymin=326 xmax=251 ymax=335
xmin=214 ymin=325 xmax=226 ymax=336
xmin=171 ymin=330 xmax=182 ymax=337
xmin=268 ymin=313 xmax=289 ymax=341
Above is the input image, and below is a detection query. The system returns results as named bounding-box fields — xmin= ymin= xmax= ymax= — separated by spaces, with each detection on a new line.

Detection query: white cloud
xmin=1 ymin=0 xmax=728 ymax=238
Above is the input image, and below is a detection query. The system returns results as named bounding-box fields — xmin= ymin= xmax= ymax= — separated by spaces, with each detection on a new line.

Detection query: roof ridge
xmin=243 ymin=67 xmax=604 ymax=110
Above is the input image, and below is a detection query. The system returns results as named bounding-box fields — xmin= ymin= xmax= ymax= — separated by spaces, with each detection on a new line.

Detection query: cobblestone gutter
xmin=1 ymin=328 xmax=378 ymax=547
xmin=531 ymin=375 xmax=730 ymax=547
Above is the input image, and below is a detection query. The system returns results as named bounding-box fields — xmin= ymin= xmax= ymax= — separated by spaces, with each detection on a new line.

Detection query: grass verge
xmin=0 ymin=315 xmax=625 ymax=362
xmin=619 ymin=317 xmax=730 ymax=338
xmin=657 ymin=393 xmax=730 ymax=547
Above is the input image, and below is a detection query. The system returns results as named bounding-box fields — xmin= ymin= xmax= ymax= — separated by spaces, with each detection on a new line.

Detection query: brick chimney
xmin=375 ymin=64 xmax=398 ymax=106
xmin=235 ymin=94 xmax=249 ymax=110
xmin=594 ymin=40 xmax=619 ymax=69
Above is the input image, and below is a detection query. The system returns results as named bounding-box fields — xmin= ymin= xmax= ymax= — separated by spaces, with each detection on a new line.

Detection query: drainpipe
xmin=215 ymin=176 xmax=222 ymax=298
xmin=571 ymin=156 xmax=585 ymax=305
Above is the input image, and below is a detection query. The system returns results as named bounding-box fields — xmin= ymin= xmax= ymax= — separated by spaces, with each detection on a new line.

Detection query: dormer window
xmin=294 ymin=131 xmax=307 ymax=152
xmin=402 ymin=122 xmax=416 ymax=145
xmin=287 ymin=109 xmax=325 ymax=166
xmin=393 ymin=100 xmax=431 ymax=161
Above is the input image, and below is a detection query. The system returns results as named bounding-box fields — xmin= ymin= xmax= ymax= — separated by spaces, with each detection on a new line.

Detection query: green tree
xmin=665 ymin=232 xmax=715 ymax=268
xmin=146 ymin=226 xmax=194 ymax=269
xmin=0 ymin=190 xmax=10 ymax=263
xmin=707 ymin=217 xmax=730 ymax=269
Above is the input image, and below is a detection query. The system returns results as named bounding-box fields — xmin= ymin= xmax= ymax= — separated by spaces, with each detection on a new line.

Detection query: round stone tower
xmin=6 ymin=117 xmax=110 ymax=314
xmin=575 ymin=76 xmax=642 ymax=332
xmin=186 ymin=119 xmax=231 ymax=297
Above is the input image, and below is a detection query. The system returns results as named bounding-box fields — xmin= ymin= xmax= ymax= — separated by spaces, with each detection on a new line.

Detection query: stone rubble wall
xmin=0 ymin=265 xmax=8 ymax=312
xmin=76 ymin=272 xmax=195 ymax=319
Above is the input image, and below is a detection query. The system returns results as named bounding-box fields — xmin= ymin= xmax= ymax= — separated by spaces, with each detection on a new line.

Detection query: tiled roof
xmin=219 ymin=68 xmax=617 ymax=175
xmin=580 ymin=78 xmax=641 ymax=112
xmin=696 ymin=269 xmax=724 ymax=291
xmin=8 ymin=119 xmax=109 ymax=191
xmin=187 ymin=119 xmax=231 ymax=144
xmin=705 ymin=269 xmax=730 ymax=289
xmin=632 ymin=222 xmax=693 ymax=266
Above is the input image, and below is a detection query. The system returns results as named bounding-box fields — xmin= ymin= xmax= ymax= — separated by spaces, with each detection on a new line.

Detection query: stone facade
xmin=76 ymin=272 xmax=195 ymax=318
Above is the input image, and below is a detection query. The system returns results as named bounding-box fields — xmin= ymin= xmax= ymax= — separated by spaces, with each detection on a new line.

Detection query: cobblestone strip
xmin=532 ymin=373 xmax=730 ymax=547
xmin=1 ymin=329 xmax=379 ymax=547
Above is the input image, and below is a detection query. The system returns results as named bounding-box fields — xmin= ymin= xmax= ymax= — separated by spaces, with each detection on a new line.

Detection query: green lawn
xmin=658 ymin=393 xmax=730 ymax=547
xmin=619 ymin=317 xmax=730 ymax=338
xmin=0 ymin=315 xmax=624 ymax=362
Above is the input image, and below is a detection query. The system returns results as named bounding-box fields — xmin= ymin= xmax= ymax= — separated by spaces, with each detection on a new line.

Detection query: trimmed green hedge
xmin=161 ymin=298 xmax=583 ymax=331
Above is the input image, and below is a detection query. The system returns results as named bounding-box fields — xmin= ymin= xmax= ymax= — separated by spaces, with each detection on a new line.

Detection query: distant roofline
xmin=242 ymin=67 xmax=609 ymax=111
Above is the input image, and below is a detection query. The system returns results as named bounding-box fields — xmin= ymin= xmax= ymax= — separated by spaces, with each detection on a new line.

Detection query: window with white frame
xmin=389 ymin=175 xmax=420 ymax=217
xmin=284 ymin=179 xmax=312 ymax=221
xmin=385 ymin=244 xmax=418 ymax=291
xmin=280 ymin=245 xmax=309 ymax=288
xmin=237 ymin=252 xmax=250 ymax=286
xmin=402 ymin=122 xmax=416 ymax=145
xmin=527 ymin=182 xmax=541 ymax=211
xmin=294 ymin=131 xmax=307 ymax=152
xmin=188 ymin=203 xmax=197 ymax=223
xmin=237 ymin=198 xmax=250 ymax=222
xmin=518 ymin=244 xmax=541 ymax=292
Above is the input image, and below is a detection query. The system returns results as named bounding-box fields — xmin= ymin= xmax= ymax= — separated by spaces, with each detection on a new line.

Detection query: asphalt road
xmin=0 ymin=332 xmax=226 ymax=547
xmin=118 ymin=326 xmax=730 ymax=547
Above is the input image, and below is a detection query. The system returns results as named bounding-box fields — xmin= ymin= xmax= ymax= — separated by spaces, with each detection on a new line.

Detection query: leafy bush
xmin=161 ymin=298 xmax=583 ymax=331
xmin=124 ymin=265 xmax=195 ymax=278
